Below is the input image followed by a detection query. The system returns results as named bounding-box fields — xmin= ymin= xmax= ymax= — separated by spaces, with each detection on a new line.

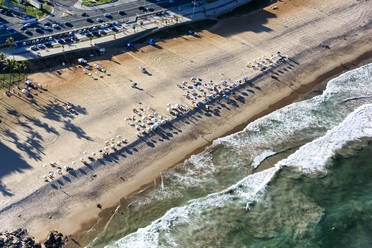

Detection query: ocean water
xmin=88 ymin=63 xmax=372 ymax=247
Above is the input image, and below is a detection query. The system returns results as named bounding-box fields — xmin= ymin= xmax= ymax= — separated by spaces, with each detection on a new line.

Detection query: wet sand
xmin=0 ymin=0 xmax=371 ymax=244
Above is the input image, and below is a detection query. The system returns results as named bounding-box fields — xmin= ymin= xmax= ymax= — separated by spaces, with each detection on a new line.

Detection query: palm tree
xmin=6 ymin=37 xmax=14 ymax=48
xmin=0 ymin=52 xmax=5 ymax=87
xmin=21 ymin=61 xmax=28 ymax=81
xmin=16 ymin=61 xmax=27 ymax=88
xmin=4 ymin=59 xmax=16 ymax=91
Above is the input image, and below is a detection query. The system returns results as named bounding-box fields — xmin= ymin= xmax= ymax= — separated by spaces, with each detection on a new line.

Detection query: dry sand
xmin=0 ymin=0 xmax=371 ymax=244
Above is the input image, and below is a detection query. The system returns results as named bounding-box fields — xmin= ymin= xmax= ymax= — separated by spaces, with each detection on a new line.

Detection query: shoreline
xmin=70 ymin=36 xmax=372 ymax=248
xmin=0 ymin=0 xmax=371 ymax=246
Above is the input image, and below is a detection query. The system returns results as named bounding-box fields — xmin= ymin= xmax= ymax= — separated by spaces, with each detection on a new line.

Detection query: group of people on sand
xmin=247 ymin=51 xmax=288 ymax=71
xmin=42 ymin=135 xmax=128 ymax=182
xmin=6 ymin=80 xmax=43 ymax=98
xmin=82 ymin=63 xmax=107 ymax=78
xmin=125 ymin=103 xmax=171 ymax=137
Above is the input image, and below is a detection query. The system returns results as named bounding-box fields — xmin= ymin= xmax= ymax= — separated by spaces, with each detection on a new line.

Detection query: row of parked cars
xmin=22 ymin=20 xmax=124 ymax=50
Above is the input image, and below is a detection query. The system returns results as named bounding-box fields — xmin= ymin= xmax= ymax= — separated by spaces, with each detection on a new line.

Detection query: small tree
xmin=6 ymin=37 xmax=14 ymax=48
xmin=139 ymin=21 xmax=144 ymax=28
xmin=132 ymin=25 xmax=136 ymax=32
xmin=0 ymin=52 xmax=5 ymax=64
xmin=89 ymin=37 xmax=93 ymax=46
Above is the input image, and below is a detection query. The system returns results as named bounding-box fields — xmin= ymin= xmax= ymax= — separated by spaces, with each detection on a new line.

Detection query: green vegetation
xmin=6 ymin=37 xmax=14 ymax=48
xmin=0 ymin=52 xmax=28 ymax=90
xmin=0 ymin=0 xmax=52 ymax=19
xmin=81 ymin=0 xmax=116 ymax=7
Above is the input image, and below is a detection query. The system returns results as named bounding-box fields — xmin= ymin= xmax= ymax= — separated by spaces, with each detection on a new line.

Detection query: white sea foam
xmin=251 ymin=150 xmax=276 ymax=169
xmin=278 ymin=104 xmax=372 ymax=173
xmin=107 ymin=167 xmax=278 ymax=248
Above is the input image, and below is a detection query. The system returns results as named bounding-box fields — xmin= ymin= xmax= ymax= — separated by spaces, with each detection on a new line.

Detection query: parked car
xmin=147 ymin=7 xmax=154 ymax=12
xmin=82 ymin=12 xmax=88 ymax=17
xmin=104 ymin=13 xmax=111 ymax=18
xmin=44 ymin=22 xmax=51 ymax=26
xmin=37 ymin=44 xmax=45 ymax=49
xmin=65 ymin=22 xmax=73 ymax=27
xmin=25 ymin=30 xmax=33 ymax=35
xmin=30 ymin=45 xmax=38 ymax=51
xmin=119 ymin=10 xmax=126 ymax=15
xmin=97 ymin=18 xmax=103 ymax=22
xmin=52 ymin=23 xmax=60 ymax=29
xmin=86 ymin=18 xmax=93 ymax=23
xmin=6 ymin=26 xmax=14 ymax=32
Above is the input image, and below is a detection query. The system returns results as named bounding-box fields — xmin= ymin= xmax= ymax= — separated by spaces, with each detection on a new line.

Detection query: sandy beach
xmin=0 ymin=0 xmax=371 ymax=245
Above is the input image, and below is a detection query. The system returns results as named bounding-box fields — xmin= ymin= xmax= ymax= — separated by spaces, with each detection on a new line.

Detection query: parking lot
xmin=0 ymin=0 xmax=195 ymax=46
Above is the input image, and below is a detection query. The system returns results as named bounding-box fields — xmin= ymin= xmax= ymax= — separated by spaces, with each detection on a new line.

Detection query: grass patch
xmin=0 ymin=0 xmax=52 ymax=18
xmin=81 ymin=0 xmax=116 ymax=6
xmin=0 ymin=73 xmax=25 ymax=89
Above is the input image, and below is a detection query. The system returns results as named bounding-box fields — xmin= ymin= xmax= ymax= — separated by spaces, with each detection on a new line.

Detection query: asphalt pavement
xmin=0 ymin=0 xmax=192 ymax=44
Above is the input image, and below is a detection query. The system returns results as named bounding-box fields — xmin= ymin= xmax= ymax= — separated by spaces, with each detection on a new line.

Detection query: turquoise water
xmin=88 ymin=64 xmax=372 ymax=248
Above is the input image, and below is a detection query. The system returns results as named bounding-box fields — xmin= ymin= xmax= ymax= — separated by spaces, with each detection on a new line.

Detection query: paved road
xmin=0 ymin=0 xmax=193 ymax=44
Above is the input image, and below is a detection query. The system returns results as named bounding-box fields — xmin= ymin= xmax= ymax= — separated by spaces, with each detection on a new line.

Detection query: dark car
xmin=25 ymin=30 xmax=33 ymax=35
xmin=147 ymin=7 xmax=154 ymax=12
xmin=82 ymin=12 xmax=88 ymax=17
xmin=65 ymin=22 xmax=73 ymax=27
xmin=35 ymin=28 xmax=43 ymax=33
xmin=119 ymin=10 xmax=126 ymax=15
xmin=44 ymin=22 xmax=51 ymax=26
xmin=138 ymin=6 xmax=146 ymax=11
xmin=86 ymin=18 xmax=93 ymax=23
xmin=21 ymin=26 xmax=27 ymax=31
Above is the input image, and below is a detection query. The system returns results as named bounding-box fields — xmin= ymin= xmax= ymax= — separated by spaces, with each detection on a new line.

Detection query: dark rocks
xmin=0 ymin=228 xmax=44 ymax=248
xmin=44 ymin=231 xmax=65 ymax=248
